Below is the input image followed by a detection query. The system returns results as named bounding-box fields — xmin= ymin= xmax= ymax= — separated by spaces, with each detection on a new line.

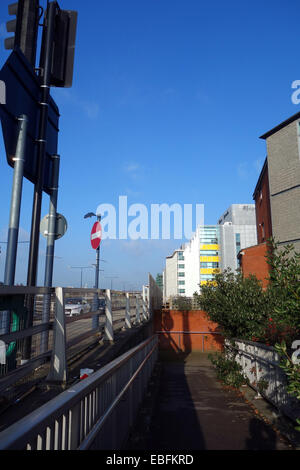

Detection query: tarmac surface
xmin=1 ymin=342 xmax=299 ymax=451
xmin=126 ymin=351 xmax=297 ymax=451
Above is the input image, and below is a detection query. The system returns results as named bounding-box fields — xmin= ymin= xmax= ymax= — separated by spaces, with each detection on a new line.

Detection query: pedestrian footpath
xmin=127 ymin=352 xmax=294 ymax=451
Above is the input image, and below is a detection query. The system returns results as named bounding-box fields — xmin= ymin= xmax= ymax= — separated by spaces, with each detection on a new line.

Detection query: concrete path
xmin=138 ymin=352 xmax=293 ymax=451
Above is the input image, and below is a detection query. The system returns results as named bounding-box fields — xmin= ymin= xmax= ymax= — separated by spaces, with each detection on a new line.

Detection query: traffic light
xmin=52 ymin=9 xmax=78 ymax=88
xmin=5 ymin=0 xmax=40 ymax=67
xmin=40 ymin=7 xmax=77 ymax=88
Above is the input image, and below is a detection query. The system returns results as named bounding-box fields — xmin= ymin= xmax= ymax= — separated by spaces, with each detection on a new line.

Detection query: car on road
xmin=98 ymin=298 xmax=106 ymax=314
xmin=65 ymin=297 xmax=91 ymax=317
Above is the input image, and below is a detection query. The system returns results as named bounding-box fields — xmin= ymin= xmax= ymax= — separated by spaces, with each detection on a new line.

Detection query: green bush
xmin=194 ymin=239 xmax=300 ymax=347
xmin=209 ymin=351 xmax=247 ymax=389
xmin=194 ymin=269 xmax=269 ymax=341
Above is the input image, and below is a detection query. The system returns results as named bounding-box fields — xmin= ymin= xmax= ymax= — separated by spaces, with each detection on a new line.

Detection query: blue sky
xmin=0 ymin=0 xmax=299 ymax=289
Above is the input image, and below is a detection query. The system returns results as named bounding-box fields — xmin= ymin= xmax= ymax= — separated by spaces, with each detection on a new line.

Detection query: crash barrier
xmin=228 ymin=339 xmax=300 ymax=422
xmin=0 ymin=335 xmax=158 ymax=450
xmin=0 ymin=286 xmax=150 ymax=394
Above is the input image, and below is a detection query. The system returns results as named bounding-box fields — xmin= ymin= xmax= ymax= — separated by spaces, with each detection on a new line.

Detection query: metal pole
xmin=27 ymin=1 xmax=56 ymax=287
xmin=136 ymin=295 xmax=141 ymax=324
xmin=46 ymin=287 xmax=67 ymax=384
xmin=24 ymin=1 xmax=57 ymax=360
xmin=104 ymin=289 xmax=114 ymax=342
xmin=41 ymin=154 xmax=60 ymax=354
xmin=2 ymin=115 xmax=28 ymax=334
xmin=142 ymin=286 xmax=147 ymax=321
xmin=125 ymin=292 xmax=131 ymax=329
xmin=92 ymin=239 xmax=100 ymax=329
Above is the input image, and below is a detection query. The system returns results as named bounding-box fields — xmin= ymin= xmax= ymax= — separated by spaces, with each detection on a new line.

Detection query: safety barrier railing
xmin=156 ymin=331 xmax=223 ymax=352
xmin=228 ymin=338 xmax=300 ymax=422
xmin=0 ymin=286 xmax=55 ymax=393
xmin=0 ymin=335 xmax=158 ymax=450
xmin=0 ymin=286 xmax=150 ymax=394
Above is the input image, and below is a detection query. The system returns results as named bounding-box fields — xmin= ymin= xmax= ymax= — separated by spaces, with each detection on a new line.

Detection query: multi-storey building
xmin=199 ymin=226 xmax=220 ymax=287
xmin=155 ymin=273 xmax=163 ymax=291
xmin=218 ymin=204 xmax=257 ymax=272
xmin=164 ymin=248 xmax=186 ymax=300
xmin=239 ymin=112 xmax=300 ymax=287
xmin=259 ymin=112 xmax=300 ymax=252
xmin=164 ymin=226 xmax=221 ymax=299
xmin=163 ymin=206 xmax=257 ymax=301
xmin=252 ymin=158 xmax=273 ymax=244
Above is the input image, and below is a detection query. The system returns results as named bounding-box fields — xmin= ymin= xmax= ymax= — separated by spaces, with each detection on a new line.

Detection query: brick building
xmin=252 ymin=158 xmax=273 ymax=244
xmin=239 ymin=111 xmax=300 ymax=285
xmin=260 ymin=111 xmax=300 ymax=253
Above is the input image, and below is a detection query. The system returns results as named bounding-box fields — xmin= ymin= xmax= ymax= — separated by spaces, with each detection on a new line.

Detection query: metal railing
xmin=0 ymin=286 xmax=150 ymax=394
xmin=228 ymin=339 xmax=300 ymax=422
xmin=157 ymin=331 xmax=223 ymax=352
xmin=0 ymin=335 xmax=158 ymax=450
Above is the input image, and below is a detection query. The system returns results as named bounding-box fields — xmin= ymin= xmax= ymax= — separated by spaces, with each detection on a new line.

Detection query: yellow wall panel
xmin=200 ymin=244 xmax=219 ymax=251
xmin=200 ymin=268 xmax=220 ymax=274
xmin=200 ymin=280 xmax=217 ymax=286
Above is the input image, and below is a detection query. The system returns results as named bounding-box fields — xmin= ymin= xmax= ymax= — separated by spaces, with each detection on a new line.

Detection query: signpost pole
xmin=92 ymin=216 xmax=101 ymax=329
xmin=3 ymin=114 xmax=28 ymax=333
xmin=41 ymin=154 xmax=60 ymax=353
xmin=24 ymin=2 xmax=57 ymax=360
xmin=27 ymin=1 xmax=56 ymax=288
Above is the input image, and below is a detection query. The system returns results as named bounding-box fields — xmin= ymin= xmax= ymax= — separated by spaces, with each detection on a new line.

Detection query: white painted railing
xmin=228 ymin=339 xmax=300 ymax=422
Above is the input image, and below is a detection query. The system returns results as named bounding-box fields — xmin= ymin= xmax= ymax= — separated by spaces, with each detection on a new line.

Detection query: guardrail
xmin=228 ymin=339 xmax=300 ymax=422
xmin=0 ymin=286 xmax=150 ymax=394
xmin=0 ymin=335 xmax=158 ymax=450
xmin=156 ymin=331 xmax=222 ymax=352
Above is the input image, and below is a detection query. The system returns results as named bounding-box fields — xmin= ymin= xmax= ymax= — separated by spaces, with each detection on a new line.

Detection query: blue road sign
xmin=0 ymin=48 xmax=59 ymax=195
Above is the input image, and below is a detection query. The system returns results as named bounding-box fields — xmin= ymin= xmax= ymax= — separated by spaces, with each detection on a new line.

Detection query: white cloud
xmin=53 ymin=89 xmax=100 ymax=120
xmin=123 ymin=162 xmax=142 ymax=180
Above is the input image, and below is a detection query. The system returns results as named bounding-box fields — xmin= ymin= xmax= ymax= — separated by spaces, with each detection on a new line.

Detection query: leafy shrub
xmin=194 ymin=269 xmax=269 ymax=341
xmin=209 ymin=351 xmax=247 ymax=389
xmin=194 ymin=240 xmax=300 ymax=347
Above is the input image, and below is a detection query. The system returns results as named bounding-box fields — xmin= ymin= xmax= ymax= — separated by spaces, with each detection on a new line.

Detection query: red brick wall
xmin=154 ymin=309 xmax=224 ymax=353
xmin=239 ymin=243 xmax=271 ymax=288
xmin=254 ymin=164 xmax=272 ymax=244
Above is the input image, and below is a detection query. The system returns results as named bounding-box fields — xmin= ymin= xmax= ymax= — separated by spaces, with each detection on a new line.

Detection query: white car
xmin=65 ymin=297 xmax=91 ymax=317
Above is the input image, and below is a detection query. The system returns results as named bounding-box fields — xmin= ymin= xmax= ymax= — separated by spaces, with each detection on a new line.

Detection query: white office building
xmin=218 ymin=204 xmax=257 ymax=272
xmin=163 ymin=204 xmax=257 ymax=302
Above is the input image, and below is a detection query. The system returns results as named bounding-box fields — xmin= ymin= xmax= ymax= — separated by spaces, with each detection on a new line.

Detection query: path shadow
xmin=145 ymin=309 xmax=207 ymax=450
xmin=246 ymin=417 xmax=279 ymax=450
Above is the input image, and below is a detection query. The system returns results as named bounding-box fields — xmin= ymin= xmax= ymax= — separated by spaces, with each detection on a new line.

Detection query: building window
xmin=235 ymin=233 xmax=241 ymax=255
xmin=178 ymin=252 xmax=184 ymax=261
xmin=200 ymin=274 xmax=214 ymax=280
xmin=178 ymin=280 xmax=185 ymax=285
xmin=178 ymin=289 xmax=185 ymax=294
xmin=261 ymin=222 xmax=265 ymax=241
xmin=178 ymin=272 xmax=185 ymax=277
xmin=178 ymin=264 xmax=185 ymax=269
xmin=200 ymin=262 xmax=219 ymax=268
